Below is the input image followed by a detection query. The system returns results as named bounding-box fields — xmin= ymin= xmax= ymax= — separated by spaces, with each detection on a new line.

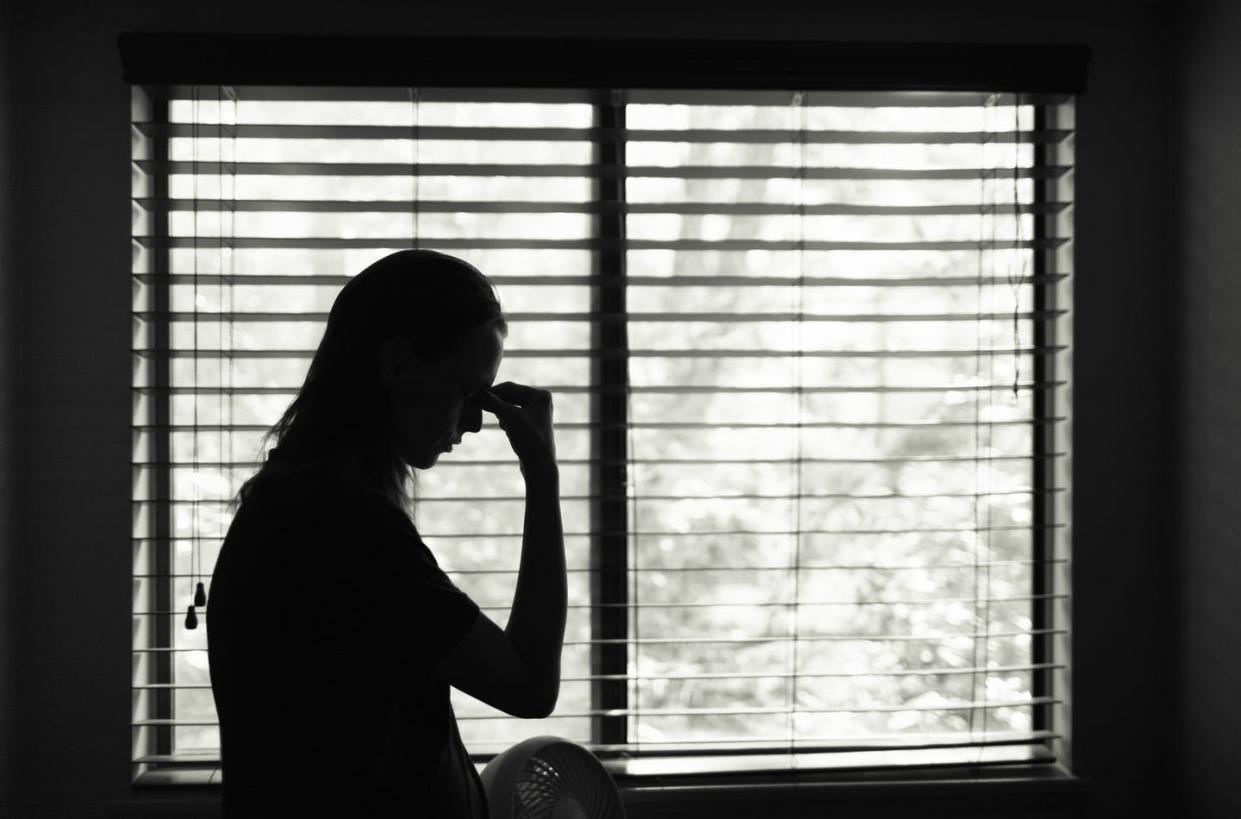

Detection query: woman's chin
xmin=412 ymin=447 xmax=445 ymax=470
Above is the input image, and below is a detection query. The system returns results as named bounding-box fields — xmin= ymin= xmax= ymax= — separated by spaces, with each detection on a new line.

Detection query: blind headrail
xmin=119 ymin=35 xmax=1089 ymax=92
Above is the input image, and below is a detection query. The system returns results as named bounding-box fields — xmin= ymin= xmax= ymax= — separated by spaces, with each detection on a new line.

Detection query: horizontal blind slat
xmin=135 ymin=487 xmax=1062 ymax=507
xmin=131 ymin=451 xmax=1069 ymax=471
xmin=135 ymin=346 xmax=1067 ymax=360
xmin=621 ymin=89 xmax=1073 ymax=106
xmin=133 ymin=237 xmax=1069 ymax=252
xmin=157 ymin=124 xmax=1065 ymax=147
xmin=132 ymin=523 xmax=1064 ymax=539
xmin=132 ymin=384 xmax=1067 ymax=398
xmin=130 ymin=733 xmax=1061 ymax=768
xmin=132 ymin=422 xmax=1065 ymax=435
xmin=131 ymin=661 xmax=1066 ymax=687
xmin=133 ymin=159 xmax=1073 ymax=180
xmin=133 ymin=273 xmax=1070 ymax=287
xmin=132 ymin=587 xmax=1069 ymax=604
xmin=133 ymin=199 xmax=1073 ymax=217
xmin=131 ymin=446 xmax=1067 ymax=465
xmin=130 ymin=696 xmax=1060 ymax=726
xmin=135 ymin=308 xmax=1068 ymax=322
xmin=134 ymin=627 xmax=1066 ymax=652
xmin=136 ymin=121 xmax=1073 ymax=145
xmin=136 ymin=559 xmax=1068 ymax=574
xmin=147 ymin=86 xmax=1071 ymax=106
xmin=464 ymin=698 xmax=1064 ymax=720
xmin=130 ymin=738 xmax=1058 ymax=764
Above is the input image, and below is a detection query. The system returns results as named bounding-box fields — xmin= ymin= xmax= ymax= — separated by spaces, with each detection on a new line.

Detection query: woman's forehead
xmin=447 ymin=323 xmax=503 ymax=382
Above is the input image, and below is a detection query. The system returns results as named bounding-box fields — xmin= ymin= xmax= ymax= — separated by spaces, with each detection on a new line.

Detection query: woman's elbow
xmin=527 ymin=684 xmax=559 ymax=720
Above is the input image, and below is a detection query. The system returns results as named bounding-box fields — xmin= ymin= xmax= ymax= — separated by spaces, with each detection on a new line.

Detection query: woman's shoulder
xmin=239 ymin=460 xmax=415 ymax=532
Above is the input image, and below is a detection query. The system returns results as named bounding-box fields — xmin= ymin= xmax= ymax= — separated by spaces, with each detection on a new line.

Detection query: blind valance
xmin=119 ymin=35 xmax=1089 ymax=92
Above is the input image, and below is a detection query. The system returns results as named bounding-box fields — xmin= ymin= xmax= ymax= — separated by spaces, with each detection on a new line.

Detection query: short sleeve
xmin=366 ymin=502 xmax=483 ymax=670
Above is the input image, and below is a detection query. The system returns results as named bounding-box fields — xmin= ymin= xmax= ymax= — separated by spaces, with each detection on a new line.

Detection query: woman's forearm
xmin=504 ymin=468 xmax=566 ymax=713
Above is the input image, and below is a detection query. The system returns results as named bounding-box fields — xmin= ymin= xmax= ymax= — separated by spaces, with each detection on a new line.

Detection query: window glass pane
xmin=133 ymin=86 xmax=1068 ymax=773
xmin=623 ymin=95 xmax=1049 ymax=752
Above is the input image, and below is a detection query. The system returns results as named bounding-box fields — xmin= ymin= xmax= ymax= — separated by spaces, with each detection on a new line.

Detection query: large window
xmin=130 ymin=71 xmax=1074 ymax=785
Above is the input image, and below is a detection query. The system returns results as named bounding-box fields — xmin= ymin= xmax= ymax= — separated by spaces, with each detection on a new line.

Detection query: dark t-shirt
xmin=206 ymin=464 xmax=488 ymax=818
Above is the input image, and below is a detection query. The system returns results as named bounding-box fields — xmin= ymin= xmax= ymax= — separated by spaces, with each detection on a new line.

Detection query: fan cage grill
xmin=510 ymin=741 xmax=625 ymax=819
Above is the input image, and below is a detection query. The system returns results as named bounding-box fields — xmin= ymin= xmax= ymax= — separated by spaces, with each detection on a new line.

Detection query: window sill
xmin=616 ymin=763 xmax=1088 ymax=817
xmin=123 ymin=761 xmax=1088 ymax=819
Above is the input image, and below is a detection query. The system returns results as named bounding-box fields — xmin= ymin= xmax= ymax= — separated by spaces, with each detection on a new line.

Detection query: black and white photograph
xmin=0 ymin=1 xmax=1237 ymax=817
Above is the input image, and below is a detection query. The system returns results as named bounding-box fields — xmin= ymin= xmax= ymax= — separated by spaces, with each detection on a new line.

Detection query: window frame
xmin=123 ymin=33 xmax=1088 ymax=802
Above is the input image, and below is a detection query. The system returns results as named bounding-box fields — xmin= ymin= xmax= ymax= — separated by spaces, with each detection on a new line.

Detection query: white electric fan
xmin=480 ymin=735 xmax=626 ymax=819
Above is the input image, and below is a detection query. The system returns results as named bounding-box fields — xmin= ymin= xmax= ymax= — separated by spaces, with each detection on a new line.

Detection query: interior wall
xmin=3 ymin=1 xmax=1180 ymax=816
xmin=0 ymin=0 xmax=20 ymax=808
xmin=1175 ymin=1 xmax=1241 ymax=816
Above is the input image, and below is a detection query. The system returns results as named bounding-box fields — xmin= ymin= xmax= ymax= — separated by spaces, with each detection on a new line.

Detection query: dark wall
xmin=0 ymin=0 xmax=21 ymax=804
xmin=3 ymin=1 xmax=1183 ymax=816
xmin=1175 ymin=1 xmax=1241 ymax=816
xmin=0 ymin=0 xmax=19 ymax=806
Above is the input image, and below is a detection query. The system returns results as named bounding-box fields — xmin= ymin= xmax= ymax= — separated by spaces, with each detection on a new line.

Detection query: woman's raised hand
xmin=476 ymin=382 xmax=557 ymax=480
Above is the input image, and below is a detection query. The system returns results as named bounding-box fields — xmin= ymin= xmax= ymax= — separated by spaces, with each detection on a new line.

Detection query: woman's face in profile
xmin=380 ymin=322 xmax=504 ymax=470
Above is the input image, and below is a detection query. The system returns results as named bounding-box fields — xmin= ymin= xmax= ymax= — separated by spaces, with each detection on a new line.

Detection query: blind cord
xmin=619 ymin=87 xmax=641 ymax=758
xmin=410 ymin=86 xmax=420 ymax=249
xmin=629 ymin=314 xmax=640 ymax=758
xmin=971 ymin=92 xmax=1011 ymax=775
xmin=1010 ymin=97 xmax=1025 ymax=400
xmin=226 ymin=85 xmax=238 ymax=525
xmin=629 ymin=377 xmax=640 ymax=758
xmin=199 ymin=84 xmax=239 ymax=611
xmin=208 ymin=83 xmax=221 ymax=603
xmin=408 ymin=86 xmax=421 ymax=515
xmin=196 ymin=84 xmax=226 ymax=613
xmin=968 ymin=92 xmax=989 ymax=769
xmin=787 ymin=89 xmax=807 ymax=762
xmin=186 ymin=86 xmax=202 ymax=630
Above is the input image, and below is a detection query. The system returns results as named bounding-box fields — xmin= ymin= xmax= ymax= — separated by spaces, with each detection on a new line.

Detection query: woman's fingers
xmin=488 ymin=381 xmax=551 ymax=407
xmin=474 ymin=388 xmax=514 ymax=417
xmin=475 ymin=383 xmax=558 ymax=473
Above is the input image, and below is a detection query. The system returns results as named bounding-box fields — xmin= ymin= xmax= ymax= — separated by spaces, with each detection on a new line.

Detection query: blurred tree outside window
xmin=131 ymin=86 xmax=1071 ymax=779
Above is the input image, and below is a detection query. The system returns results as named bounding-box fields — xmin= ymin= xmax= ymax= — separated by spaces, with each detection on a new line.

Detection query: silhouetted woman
xmin=207 ymin=249 xmax=566 ymax=818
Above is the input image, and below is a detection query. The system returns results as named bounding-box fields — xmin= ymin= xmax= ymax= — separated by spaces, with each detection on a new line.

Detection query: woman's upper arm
xmin=368 ymin=506 xmax=551 ymax=719
xmin=435 ymin=610 xmax=553 ymax=719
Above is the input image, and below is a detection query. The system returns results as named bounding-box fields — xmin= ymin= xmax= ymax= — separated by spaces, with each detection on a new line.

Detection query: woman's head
xmin=240 ymin=249 xmax=507 ymax=511
xmin=378 ymin=315 xmax=504 ymax=469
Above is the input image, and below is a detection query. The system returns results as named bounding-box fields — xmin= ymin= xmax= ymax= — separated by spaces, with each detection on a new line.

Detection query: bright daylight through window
xmin=131 ymin=85 xmax=1073 ymax=783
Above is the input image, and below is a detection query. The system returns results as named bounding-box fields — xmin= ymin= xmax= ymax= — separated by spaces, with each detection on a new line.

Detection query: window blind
xmin=130 ymin=83 xmax=1073 ymax=784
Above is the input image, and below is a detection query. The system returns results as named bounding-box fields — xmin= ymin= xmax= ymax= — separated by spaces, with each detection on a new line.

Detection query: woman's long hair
xmin=233 ymin=249 xmax=508 ymax=518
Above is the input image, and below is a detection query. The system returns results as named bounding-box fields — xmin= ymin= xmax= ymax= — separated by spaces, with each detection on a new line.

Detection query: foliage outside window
xmin=130 ymin=83 xmax=1073 ymax=783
